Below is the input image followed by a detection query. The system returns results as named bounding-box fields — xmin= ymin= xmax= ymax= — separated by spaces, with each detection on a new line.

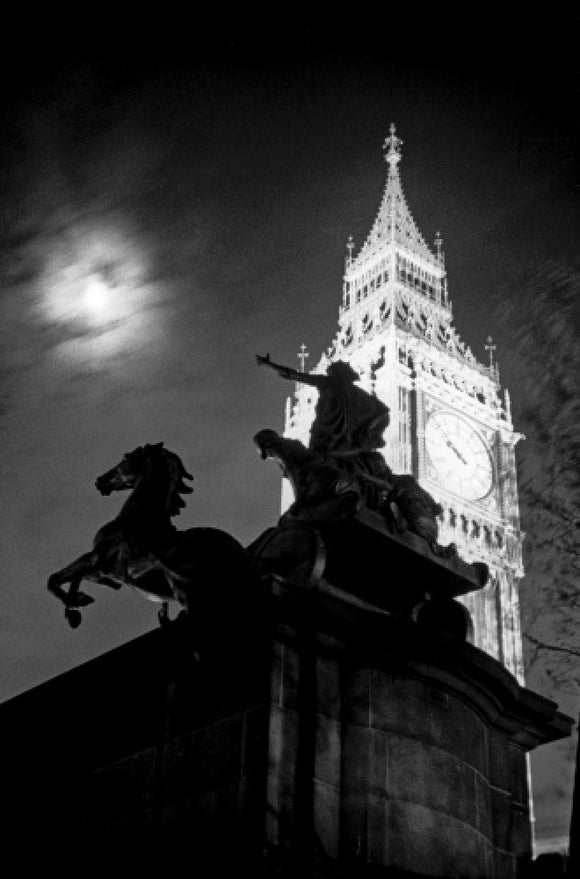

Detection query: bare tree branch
xmin=494 ymin=262 xmax=580 ymax=687
xmin=525 ymin=634 xmax=580 ymax=661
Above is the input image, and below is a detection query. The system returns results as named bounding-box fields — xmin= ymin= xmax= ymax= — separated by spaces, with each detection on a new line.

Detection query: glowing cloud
xmin=36 ymin=218 xmax=164 ymax=365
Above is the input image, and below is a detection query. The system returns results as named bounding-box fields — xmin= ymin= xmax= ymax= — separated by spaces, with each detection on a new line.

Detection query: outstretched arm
xmin=256 ymin=353 xmax=324 ymax=387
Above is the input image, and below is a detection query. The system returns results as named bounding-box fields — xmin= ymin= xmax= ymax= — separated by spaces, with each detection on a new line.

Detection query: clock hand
xmin=444 ymin=437 xmax=468 ymax=466
xmin=436 ymin=424 xmax=469 ymax=466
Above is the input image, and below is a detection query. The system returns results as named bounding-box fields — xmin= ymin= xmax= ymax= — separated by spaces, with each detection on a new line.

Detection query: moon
xmin=83 ymin=277 xmax=112 ymax=322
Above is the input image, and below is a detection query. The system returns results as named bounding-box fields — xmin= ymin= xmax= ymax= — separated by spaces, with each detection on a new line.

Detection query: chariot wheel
xmin=412 ymin=597 xmax=473 ymax=642
xmin=249 ymin=521 xmax=326 ymax=588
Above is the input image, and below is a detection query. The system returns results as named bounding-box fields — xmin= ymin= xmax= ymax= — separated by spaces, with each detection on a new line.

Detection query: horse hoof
xmin=65 ymin=609 xmax=82 ymax=628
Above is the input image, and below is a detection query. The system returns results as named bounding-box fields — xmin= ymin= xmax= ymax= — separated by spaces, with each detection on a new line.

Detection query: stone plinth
xmin=265 ymin=575 xmax=572 ymax=878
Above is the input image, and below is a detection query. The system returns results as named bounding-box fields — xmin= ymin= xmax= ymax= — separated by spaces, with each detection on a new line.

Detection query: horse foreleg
xmin=47 ymin=552 xmax=99 ymax=607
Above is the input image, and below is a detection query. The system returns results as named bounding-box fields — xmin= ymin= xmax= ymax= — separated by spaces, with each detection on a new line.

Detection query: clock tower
xmin=283 ymin=125 xmax=525 ymax=682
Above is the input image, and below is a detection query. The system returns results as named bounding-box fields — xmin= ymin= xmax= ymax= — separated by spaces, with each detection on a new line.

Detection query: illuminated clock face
xmin=425 ymin=411 xmax=493 ymax=500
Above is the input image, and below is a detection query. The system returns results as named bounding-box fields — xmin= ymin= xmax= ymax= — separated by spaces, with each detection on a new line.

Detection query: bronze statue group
xmin=48 ymin=355 xmax=454 ymax=628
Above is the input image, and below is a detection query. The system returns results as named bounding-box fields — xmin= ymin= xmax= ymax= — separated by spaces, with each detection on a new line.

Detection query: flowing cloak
xmin=309 ymin=373 xmax=390 ymax=453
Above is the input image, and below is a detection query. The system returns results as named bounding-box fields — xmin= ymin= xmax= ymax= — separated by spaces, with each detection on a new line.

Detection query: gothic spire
xmin=351 ymin=124 xmax=440 ymax=269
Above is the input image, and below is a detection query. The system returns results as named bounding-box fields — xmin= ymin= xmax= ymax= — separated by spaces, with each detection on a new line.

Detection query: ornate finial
xmin=298 ymin=343 xmax=309 ymax=373
xmin=485 ymin=335 xmax=497 ymax=369
xmin=435 ymin=231 xmax=444 ymax=261
xmin=383 ymin=122 xmax=403 ymax=169
xmin=346 ymin=235 xmax=354 ymax=266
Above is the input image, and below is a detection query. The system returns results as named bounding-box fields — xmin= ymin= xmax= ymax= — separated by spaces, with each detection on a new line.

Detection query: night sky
xmin=0 ymin=13 xmax=578 ymax=846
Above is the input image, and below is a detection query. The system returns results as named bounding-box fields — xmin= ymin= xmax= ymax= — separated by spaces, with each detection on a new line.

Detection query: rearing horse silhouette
xmin=47 ymin=443 xmax=251 ymax=628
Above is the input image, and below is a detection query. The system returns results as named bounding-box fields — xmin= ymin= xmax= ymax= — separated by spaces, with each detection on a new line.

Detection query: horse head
xmin=254 ymin=429 xmax=312 ymax=465
xmin=253 ymin=429 xmax=313 ymax=487
xmin=95 ymin=443 xmax=194 ymax=516
xmin=95 ymin=444 xmax=157 ymax=495
xmin=254 ymin=429 xmax=359 ymax=521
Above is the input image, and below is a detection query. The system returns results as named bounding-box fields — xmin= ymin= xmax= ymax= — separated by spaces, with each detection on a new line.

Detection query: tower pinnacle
xmin=346 ymin=235 xmax=354 ymax=267
xmin=383 ymin=122 xmax=403 ymax=169
xmin=435 ymin=231 xmax=445 ymax=266
xmin=485 ymin=335 xmax=496 ymax=369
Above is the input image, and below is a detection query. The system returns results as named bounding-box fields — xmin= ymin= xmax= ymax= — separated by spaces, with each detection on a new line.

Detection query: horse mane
xmin=165 ymin=452 xmax=194 ymax=517
xmin=144 ymin=443 xmax=194 ymax=517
